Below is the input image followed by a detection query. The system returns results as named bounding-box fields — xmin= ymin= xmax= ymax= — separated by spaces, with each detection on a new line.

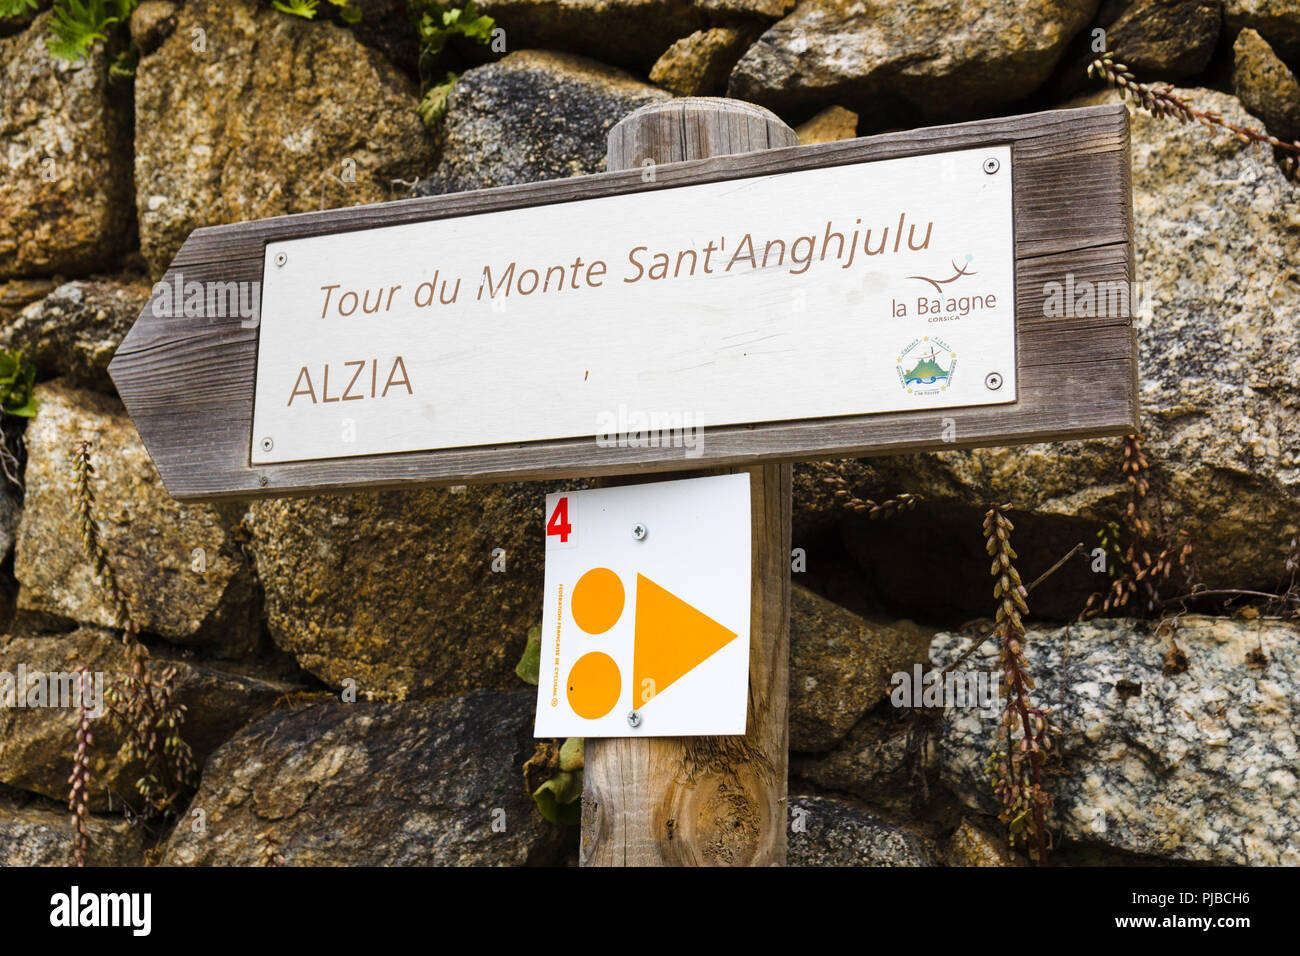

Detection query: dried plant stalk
xmin=1086 ymin=434 xmax=1193 ymax=621
xmin=982 ymin=503 xmax=1057 ymax=865
xmin=71 ymin=440 xmax=195 ymax=824
xmin=1089 ymin=51 xmax=1300 ymax=177
xmin=818 ymin=463 xmax=922 ymax=519
xmin=68 ymin=668 xmax=94 ymax=867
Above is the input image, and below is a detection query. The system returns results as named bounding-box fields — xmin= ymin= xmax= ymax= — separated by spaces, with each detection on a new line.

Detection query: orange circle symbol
xmin=566 ymin=652 xmax=621 ymax=720
xmin=571 ymin=567 xmax=625 ymax=634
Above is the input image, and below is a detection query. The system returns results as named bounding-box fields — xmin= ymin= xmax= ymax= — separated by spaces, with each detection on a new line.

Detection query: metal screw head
xmin=274 ymin=252 xmax=287 ymax=267
xmin=983 ymin=157 xmax=1000 ymax=175
xmin=258 ymin=475 xmax=269 ymax=487
xmin=632 ymin=522 xmax=647 ymax=541
xmin=261 ymin=437 xmax=274 ymax=452
xmin=627 ymin=710 xmax=642 ymax=728
xmin=985 ymin=371 xmax=1004 ymax=391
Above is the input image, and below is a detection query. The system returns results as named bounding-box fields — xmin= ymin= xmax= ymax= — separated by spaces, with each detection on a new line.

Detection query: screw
xmin=632 ymin=522 xmax=647 ymax=541
xmin=261 ymin=437 xmax=274 ymax=452
xmin=274 ymin=252 xmax=287 ymax=267
xmin=983 ymin=157 xmax=1000 ymax=175
xmin=258 ymin=475 xmax=269 ymax=487
xmin=627 ymin=710 xmax=642 ymax=728
xmin=985 ymin=372 xmax=1004 ymax=390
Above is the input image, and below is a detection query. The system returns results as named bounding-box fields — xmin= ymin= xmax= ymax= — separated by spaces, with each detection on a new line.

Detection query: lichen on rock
xmin=413 ymin=49 xmax=669 ymax=195
xmin=729 ymin=0 xmax=1100 ymax=124
xmin=1 ymin=279 xmax=150 ymax=395
xmin=162 ymin=689 xmax=570 ymax=866
xmin=246 ymin=481 xmax=579 ymax=701
xmin=133 ymin=0 xmax=436 ymax=275
xmin=0 ymin=11 xmax=134 ymax=279
xmin=14 ymin=381 xmax=261 ymax=655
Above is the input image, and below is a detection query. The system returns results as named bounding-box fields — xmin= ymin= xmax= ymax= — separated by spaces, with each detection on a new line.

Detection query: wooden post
xmin=580 ymin=99 xmax=797 ymax=866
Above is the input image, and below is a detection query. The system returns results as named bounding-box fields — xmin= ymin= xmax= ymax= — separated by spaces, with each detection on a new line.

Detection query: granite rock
xmin=649 ymin=27 xmax=756 ymax=96
xmin=162 ymin=689 xmax=569 ymax=865
xmin=793 ymin=710 xmax=933 ymax=819
xmin=414 ymin=50 xmax=668 ymax=195
xmin=933 ymin=616 xmax=1300 ymax=865
xmin=1234 ymin=27 xmax=1300 ymax=141
xmin=729 ymin=0 xmax=1099 ymax=124
xmin=790 ymin=585 xmax=933 ymax=752
xmin=0 ymin=628 xmax=299 ymax=812
xmin=944 ymin=817 xmax=1022 ymax=866
xmin=794 ymin=105 xmax=859 ymax=144
xmin=128 ymin=0 xmax=178 ymax=54
xmin=246 ymin=481 xmax=578 ymax=701
xmin=0 ymin=279 xmax=59 ymax=324
xmin=134 ymin=0 xmax=435 ymax=275
xmin=1227 ymin=0 xmax=1300 ymax=61
xmin=788 ymin=794 xmax=934 ymax=865
xmin=0 ymin=11 xmax=134 ymax=279
xmin=0 ymin=278 xmax=150 ymax=395
xmin=0 ymin=787 xmax=146 ymax=866
xmin=15 ymin=382 xmax=261 ymax=656
xmin=1101 ymin=0 xmax=1220 ymax=76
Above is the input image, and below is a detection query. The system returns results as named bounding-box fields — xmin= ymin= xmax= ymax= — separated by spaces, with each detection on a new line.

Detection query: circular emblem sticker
xmin=896 ymin=336 xmax=956 ymax=395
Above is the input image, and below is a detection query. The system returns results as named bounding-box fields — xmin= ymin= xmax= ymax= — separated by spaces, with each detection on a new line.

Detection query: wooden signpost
xmin=108 ymin=96 xmax=1136 ymax=867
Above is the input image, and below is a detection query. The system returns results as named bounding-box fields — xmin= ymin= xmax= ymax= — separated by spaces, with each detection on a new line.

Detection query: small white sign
xmin=534 ymin=474 xmax=752 ymax=738
xmin=251 ymin=146 xmax=1016 ymax=465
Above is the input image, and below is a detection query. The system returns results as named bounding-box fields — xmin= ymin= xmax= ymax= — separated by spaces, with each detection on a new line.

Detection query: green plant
xmin=273 ymin=0 xmax=360 ymax=24
xmin=0 ymin=0 xmax=39 ymax=19
xmin=0 ymin=349 xmax=36 ymax=419
xmin=46 ymin=0 xmax=137 ymax=62
xmin=107 ymin=42 xmax=137 ymax=82
xmin=982 ymin=503 xmax=1058 ymax=865
xmin=531 ymin=737 xmax=583 ymax=825
xmin=71 ymin=439 xmax=196 ymax=853
xmin=412 ymin=1 xmax=496 ymax=129
xmin=515 ymin=627 xmax=584 ymax=824
xmin=0 ymin=349 xmax=36 ymax=491
xmin=515 ymin=623 xmax=541 ymax=685
xmin=416 ymin=76 xmax=458 ymax=128
xmin=1089 ymin=50 xmax=1300 ymax=179
xmin=415 ymin=1 xmax=494 ymax=61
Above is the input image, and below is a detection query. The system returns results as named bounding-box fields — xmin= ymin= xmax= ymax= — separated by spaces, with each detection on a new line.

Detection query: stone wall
xmin=0 ymin=0 xmax=1297 ymax=866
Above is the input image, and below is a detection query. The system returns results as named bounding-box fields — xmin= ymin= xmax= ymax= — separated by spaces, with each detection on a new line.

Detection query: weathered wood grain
xmin=109 ymin=102 xmax=1136 ymax=501
xmin=581 ymin=100 xmax=793 ymax=868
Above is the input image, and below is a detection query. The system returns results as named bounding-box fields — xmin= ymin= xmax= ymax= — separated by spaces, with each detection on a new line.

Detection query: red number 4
xmin=546 ymin=497 xmax=572 ymax=543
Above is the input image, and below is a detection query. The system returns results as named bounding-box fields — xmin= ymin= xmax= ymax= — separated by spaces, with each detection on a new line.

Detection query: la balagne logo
xmin=893 ymin=253 xmax=1000 ymax=323
xmin=896 ymin=336 xmax=956 ymax=395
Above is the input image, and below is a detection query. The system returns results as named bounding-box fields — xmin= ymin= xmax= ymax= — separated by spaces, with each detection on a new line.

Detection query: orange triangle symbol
xmin=632 ymin=573 xmax=739 ymax=708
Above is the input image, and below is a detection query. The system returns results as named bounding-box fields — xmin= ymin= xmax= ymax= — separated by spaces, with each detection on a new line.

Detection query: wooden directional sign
xmin=108 ymin=103 xmax=1136 ymax=501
